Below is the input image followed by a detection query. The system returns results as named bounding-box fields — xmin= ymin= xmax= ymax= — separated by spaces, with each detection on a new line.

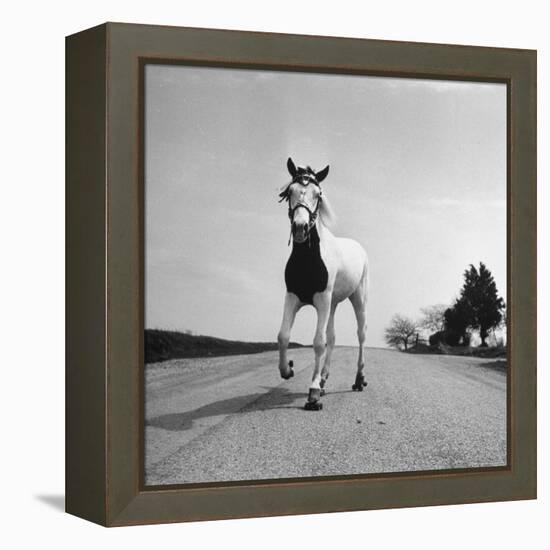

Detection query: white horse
xmin=277 ymin=158 xmax=369 ymax=410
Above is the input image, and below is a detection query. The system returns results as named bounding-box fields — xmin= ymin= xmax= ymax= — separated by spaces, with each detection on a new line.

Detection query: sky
xmin=145 ymin=65 xmax=506 ymax=347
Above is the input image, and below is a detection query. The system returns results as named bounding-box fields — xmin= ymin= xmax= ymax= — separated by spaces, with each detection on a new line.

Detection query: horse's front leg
xmin=305 ymin=292 xmax=331 ymax=409
xmin=278 ymin=292 xmax=301 ymax=379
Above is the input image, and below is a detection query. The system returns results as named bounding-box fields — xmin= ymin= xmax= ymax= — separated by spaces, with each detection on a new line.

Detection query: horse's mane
xmin=319 ymin=193 xmax=336 ymax=230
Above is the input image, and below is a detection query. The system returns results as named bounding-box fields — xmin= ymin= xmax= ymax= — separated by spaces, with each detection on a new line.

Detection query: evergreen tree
xmin=459 ymin=262 xmax=505 ymax=346
xmin=443 ymin=299 xmax=470 ymax=346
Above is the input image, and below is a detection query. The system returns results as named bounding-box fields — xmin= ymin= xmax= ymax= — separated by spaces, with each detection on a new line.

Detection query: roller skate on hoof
xmin=352 ymin=373 xmax=368 ymax=392
xmin=304 ymin=388 xmax=323 ymax=411
xmin=280 ymin=360 xmax=294 ymax=380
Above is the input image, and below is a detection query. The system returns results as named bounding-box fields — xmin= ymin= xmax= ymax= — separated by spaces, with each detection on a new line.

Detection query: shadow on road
xmin=147 ymin=385 xmax=356 ymax=432
xmin=147 ymin=386 xmax=308 ymax=432
xmin=481 ymin=360 xmax=507 ymax=372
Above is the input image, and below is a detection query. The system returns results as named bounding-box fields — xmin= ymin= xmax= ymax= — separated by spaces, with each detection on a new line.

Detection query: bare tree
xmin=419 ymin=304 xmax=447 ymax=333
xmin=385 ymin=314 xmax=419 ymax=351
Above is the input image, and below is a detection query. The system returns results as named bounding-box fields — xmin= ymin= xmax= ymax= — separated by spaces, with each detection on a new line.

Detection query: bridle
xmin=288 ymin=198 xmax=321 ymax=228
xmin=279 ymin=174 xmax=323 ymax=245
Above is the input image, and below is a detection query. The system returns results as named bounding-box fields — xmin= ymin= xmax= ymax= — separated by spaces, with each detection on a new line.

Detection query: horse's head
xmin=280 ymin=158 xmax=330 ymax=243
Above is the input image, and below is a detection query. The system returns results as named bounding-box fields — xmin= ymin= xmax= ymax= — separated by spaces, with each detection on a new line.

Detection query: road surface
xmin=144 ymin=347 xmax=506 ymax=485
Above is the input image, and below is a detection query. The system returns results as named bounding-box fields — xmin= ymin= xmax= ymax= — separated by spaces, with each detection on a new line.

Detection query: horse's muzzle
xmin=292 ymin=221 xmax=308 ymax=243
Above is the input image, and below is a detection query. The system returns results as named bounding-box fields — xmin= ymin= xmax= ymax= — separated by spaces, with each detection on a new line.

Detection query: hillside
xmin=145 ymin=329 xmax=305 ymax=364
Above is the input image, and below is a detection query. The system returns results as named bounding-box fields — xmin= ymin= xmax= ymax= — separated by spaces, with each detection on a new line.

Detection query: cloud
xmin=211 ymin=262 xmax=265 ymax=294
xmin=424 ymin=197 xmax=506 ymax=210
xmin=382 ymin=77 xmax=504 ymax=95
xmin=426 ymin=198 xmax=462 ymax=207
xmin=485 ymin=199 xmax=506 ymax=209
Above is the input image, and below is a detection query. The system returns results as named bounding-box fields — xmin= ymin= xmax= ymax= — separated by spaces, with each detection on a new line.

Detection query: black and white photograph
xmin=4 ymin=0 xmax=545 ymax=543
xmin=143 ymin=64 xmax=507 ymax=486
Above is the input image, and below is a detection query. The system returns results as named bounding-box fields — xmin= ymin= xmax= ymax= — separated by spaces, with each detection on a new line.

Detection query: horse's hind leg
xmin=349 ymin=272 xmax=368 ymax=391
xmin=320 ymin=303 xmax=337 ymax=396
xmin=278 ymin=292 xmax=301 ymax=379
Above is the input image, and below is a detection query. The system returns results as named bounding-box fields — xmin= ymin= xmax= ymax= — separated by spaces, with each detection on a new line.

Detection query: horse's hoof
xmin=281 ymin=367 xmax=294 ymax=380
xmin=320 ymin=389 xmax=326 ymax=397
xmin=281 ymin=360 xmax=294 ymax=379
xmin=320 ymin=378 xmax=327 ymax=396
xmin=308 ymin=388 xmax=321 ymax=401
xmin=305 ymin=388 xmax=323 ymax=409
xmin=281 ymin=361 xmax=294 ymax=380
xmin=352 ymin=374 xmax=367 ymax=391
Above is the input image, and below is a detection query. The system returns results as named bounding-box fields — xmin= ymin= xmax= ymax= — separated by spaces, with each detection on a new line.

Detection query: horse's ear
xmin=316 ymin=165 xmax=330 ymax=183
xmin=287 ymin=157 xmax=298 ymax=178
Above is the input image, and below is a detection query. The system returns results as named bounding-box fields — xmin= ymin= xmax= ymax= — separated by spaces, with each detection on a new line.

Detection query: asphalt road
xmin=144 ymin=348 xmax=507 ymax=486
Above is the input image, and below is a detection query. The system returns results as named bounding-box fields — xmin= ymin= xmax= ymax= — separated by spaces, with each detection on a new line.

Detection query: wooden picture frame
xmin=66 ymin=22 xmax=536 ymax=526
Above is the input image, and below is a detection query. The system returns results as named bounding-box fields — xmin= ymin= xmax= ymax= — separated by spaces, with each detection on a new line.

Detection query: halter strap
xmin=278 ymin=174 xmax=320 ymax=203
xmin=287 ymin=197 xmax=322 ymax=248
xmin=292 ymin=173 xmax=319 ymax=186
xmin=288 ymin=200 xmax=320 ymax=224
xmin=288 ymin=199 xmax=323 ymax=246
xmin=279 ymin=177 xmax=323 ymax=246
